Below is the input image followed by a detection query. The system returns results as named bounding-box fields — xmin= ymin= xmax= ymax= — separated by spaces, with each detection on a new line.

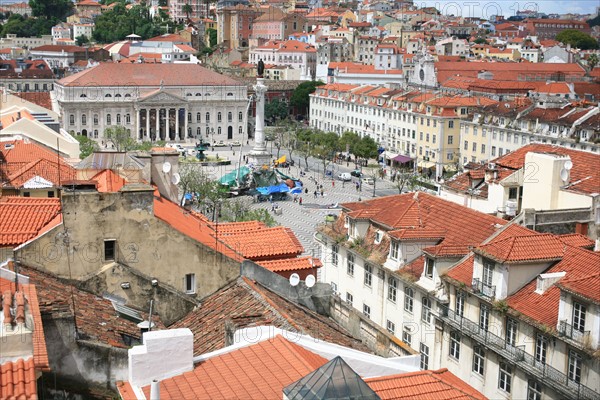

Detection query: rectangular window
xmin=346 ymin=292 xmax=353 ymax=306
xmin=481 ymin=144 xmax=486 ymax=154
xmin=425 ymin=258 xmax=434 ymax=278
xmin=331 ymin=282 xmax=337 ymax=292
xmin=184 ymin=273 xmax=196 ymax=294
xmin=568 ymin=351 xmax=582 ymax=383
xmin=390 ymin=241 xmax=399 ymax=260
xmin=478 ymin=303 xmax=489 ymax=331
xmin=363 ymin=303 xmax=371 ymax=319
xmin=472 ymin=346 xmax=485 ymax=375
xmin=386 ymin=320 xmax=395 ymax=334
xmin=498 ymin=360 xmax=512 ymax=392
xmin=491 ymin=146 xmax=496 ymax=156
xmin=364 ymin=264 xmax=373 ymax=287
xmin=527 ymin=381 xmax=542 ymax=400
xmin=456 ymin=291 xmax=465 ymax=317
xmin=535 ymin=334 xmax=547 ymax=364
xmin=472 ymin=142 xmax=477 ymax=152
xmin=449 ymin=331 xmax=460 ymax=359
xmin=104 ymin=239 xmax=116 ymax=261
xmin=402 ymin=325 xmax=412 ymax=346
xmin=573 ymin=302 xmax=586 ymax=332
xmin=404 ymin=287 xmax=414 ymax=313
xmin=388 ymin=277 xmax=397 ymax=302
xmin=420 ymin=343 xmax=429 ymax=370
xmin=421 ymin=297 xmax=432 ymax=324
xmin=331 ymin=244 xmax=338 ymax=266
xmin=448 ymin=121 xmax=454 ymax=128
xmin=47 ymin=191 xmax=55 ymax=198
xmin=506 ymin=318 xmax=518 ymax=346
xmin=464 ymin=140 xmax=469 ymax=150
xmin=347 ymin=253 xmax=355 ymax=276
xmin=483 ymin=260 xmax=494 ymax=287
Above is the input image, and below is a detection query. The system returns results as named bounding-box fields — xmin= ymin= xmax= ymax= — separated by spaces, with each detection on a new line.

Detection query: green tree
xmin=75 ymin=135 xmax=99 ymax=159
xmin=555 ymin=29 xmax=599 ymax=50
xmin=290 ymin=80 xmax=324 ymax=117
xmin=587 ymin=53 xmax=599 ymax=71
xmin=338 ymin=131 xmax=360 ymax=154
xmin=473 ymin=37 xmax=487 ymax=44
xmin=312 ymin=130 xmax=339 ymax=178
xmin=353 ymin=135 xmax=378 ymax=161
xmin=207 ymin=28 xmax=217 ymax=47
xmin=104 ymin=126 xmax=136 ymax=151
xmin=29 ymin=0 xmax=73 ymax=20
xmin=182 ymin=3 xmax=193 ymax=19
xmin=265 ymin=99 xmax=289 ymax=125
xmin=296 ymin=128 xmax=315 ymax=170
xmin=92 ymin=3 xmax=166 ymax=43
xmin=75 ymin=34 xmax=89 ymax=46
xmin=221 ymin=198 xmax=277 ymax=226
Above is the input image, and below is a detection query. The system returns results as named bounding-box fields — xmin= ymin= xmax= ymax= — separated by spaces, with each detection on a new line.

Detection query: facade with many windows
xmin=54 ymin=63 xmax=248 ymax=143
xmin=316 ymin=193 xmax=600 ymax=399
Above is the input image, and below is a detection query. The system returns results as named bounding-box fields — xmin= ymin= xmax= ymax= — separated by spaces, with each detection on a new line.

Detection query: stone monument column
xmin=247 ymin=75 xmax=272 ymax=166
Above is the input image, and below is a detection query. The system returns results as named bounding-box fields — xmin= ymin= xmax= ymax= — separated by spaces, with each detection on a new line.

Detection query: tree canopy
xmin=75 ymin=135 xmax=99 ymax=159
xmin=555 ymin=29 xmax=599 ymax=50
xmin=353 ymin=136 xmax=379 ymax=160
xmin=29 ymin=0 xmax=73 ymax=20
xmin=290 ymin=81 xmax=324 ymax=116
xmin=265 ymin=99 xmax=289 ymax=124
xmin=1 ymin=13 xmax=57 ymax=37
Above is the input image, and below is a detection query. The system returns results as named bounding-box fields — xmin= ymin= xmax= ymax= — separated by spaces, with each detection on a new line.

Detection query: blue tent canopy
xmin=256 ymin=183 xmax=290 ymax=195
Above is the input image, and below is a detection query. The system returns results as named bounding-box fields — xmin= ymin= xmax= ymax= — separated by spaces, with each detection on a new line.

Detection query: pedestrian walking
xmin=320 ymin=189 xmax=324 ymax=197
xmin=305 ymin=188 xmax=308 ymax=194
xmin=332 ymin=180 xmax=335 ymax=187
xmin=299 ymin=197 xmax=303 ymax=205
xmin=314 ymin=190 xmax=318 ymax=199
xmin=355 ymin=182 xmax=359 ymax=192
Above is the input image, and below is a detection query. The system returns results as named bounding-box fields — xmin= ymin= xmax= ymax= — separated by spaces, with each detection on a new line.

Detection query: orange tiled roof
xmin=258 ymin=256 xmax=322 ymax=272
xmin=217 ymin=226 xmax=303 ymax=260
xmin=389 ymin=228 xmax=446 ymax=241
xmin=0 ymin=358 xmax=38 ymax=400
xmin=445 ymin=254 xmax=474 ymax=285
xmin=58 ymin=63 xmax=241 ymax=87
xmin=507 ymin=246 xmax=600 ymax=327
xmin=0 ymin=140 xmax=75 ymax=180
xmin=6 ymin=158 xmax=77 ymax=188
xmin=0 ymin=197 xmax=61 ymax=246
xmin=558 ymin=233 xmax=595 ymax=249
xmin=91 ymin=169 xmax=126 ymax=192
xmin=172 ymin=277 xmax=367 ymax=356
xmin=366 ymin=368 xmax=486 ymax=400
xmin=475 ymin=233 xmax=565 ymax=263
xmin=138 ymin=335 xmax=328 ymax=400
xmin=557 ymin=271 xmax=600 ymax=304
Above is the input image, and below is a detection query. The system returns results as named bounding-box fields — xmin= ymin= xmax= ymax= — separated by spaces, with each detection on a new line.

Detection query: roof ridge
xmin=241 ymin=277 xmax=301 ymax=331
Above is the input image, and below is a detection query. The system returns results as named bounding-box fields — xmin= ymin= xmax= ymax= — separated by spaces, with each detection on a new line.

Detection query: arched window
xmin=186 ymin=93 xmax=192 ymax=97
xmin=93 ymin=114 xmax=98 ymax=125
xmin=126 ymin=114 xmax=131 ymax=124
xmin=239 ymin=126 xmax=243 ymax=134
xmin=69 ymin=115 xmax=75 ymax=125
xmin=105 ymin=94 xmax=112 ymax=98
xmin=187 ymin=113 xmax=192 ymax=123
xmin=196 ymin=112 xmax=201 ymax=122
xmin=206 ymin=112 xmax=210 ymax=122
xmin=195 ymin=93 xmax=201 ymax=96
xmin=227 ymin=92 xmax=233 ymax=97
xmin=217 ymin=127 xmax=222 ymax=135
xmin=227 ymin=112 xmax=232 ymax=122
xmin=217 ymin=112 xmax=222 ymax=122
xmin=124 ymin=94 xmax=131 ymax=98
xmin=106 ymin=114 xmax=111 ymax=125
xmin=80 ymin=94 xmax=87 ymax=98
xmin=81 ymin=114 xmax=86 ymax=125
xmin=238 ymin=111 xmax=243 ymax=121
xmin=115 ymin=94 xmax=122 ymax=98
xmin=116 ymin=114 xmax=121 ymax=124
xmin=197 ymin=127 xmax=201 ymax=136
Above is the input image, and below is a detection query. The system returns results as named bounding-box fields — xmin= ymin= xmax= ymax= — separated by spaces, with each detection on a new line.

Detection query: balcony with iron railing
xmin=558 ymin=320 xmax=592 ymax=349
xmin=472 ymin=278 xmax=496 ymax=299
xmin=436 ymin=305 xmax=599 ymax=400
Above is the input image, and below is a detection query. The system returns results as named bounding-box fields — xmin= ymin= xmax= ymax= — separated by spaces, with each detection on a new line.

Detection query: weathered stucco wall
xmin=19 ymin=187 xmax=241 ymax=316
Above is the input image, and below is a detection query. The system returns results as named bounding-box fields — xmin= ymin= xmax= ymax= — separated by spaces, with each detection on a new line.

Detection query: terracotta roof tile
xmin=507 ymin=246 xmax=600 ymax=327
xmin=258 ymin=256 xmax=322 ymax=272
xmin=19 ymin=265 xmax=164 ymax=348
xmin=475 ymin=233 xmax=565 ymax=263
xmin=445 ymin=254 xmax=474 ymax=286
xmin=1 ymin=140 xmax=75 ymax=181
xmin=58 ymin=63 xmax=241 ymax=87
xmin=139 ymin=335 xmax=328 ymax=400
xmin=91 ymin=169 xmax=126 ymax=192
xmin=558 ymin=233 xmax=595 ymax=249
xmin=0 ymin=197 xmax=61 ymax=246
xmin=366 ymin=368 xmax=486 ymax=400
xmin=401 ymin=255 xmax=425 ymax=280
xmin=217 ymin=226 xmax=303 ymax=260
xmin=172 ymin=277 xmax=368 ymax=356
xmin=389 ymin=228 xmax=446 ymax=241
xmin=0 ymin=358 xmax=37 ymax=400
xmin=557 ymin=271 xmax=600 ymax=304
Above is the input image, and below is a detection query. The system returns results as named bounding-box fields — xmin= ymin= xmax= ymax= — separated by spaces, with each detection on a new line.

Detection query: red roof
xmin=557 ymin=271 xmax=600 ymax=304
xmin=137 ymin=335 xmax=328 ymax=400
xmin=366 ymin=368 xmax=486 ymax=400
xmin=92 ymin=169 xmax=126 ymax=192
xmin=258 ymin=256 xmax=322 ymax=272
xmin=58 ymin=63 xmax=241 ymax=87
xmin=31 ymin=44 xmax=86 ymax=53
xmin=0 ymin=358 xmax=38 ymax=400
xmin=12 ymin=92 xmax=53 ymax=110
xmin=217 ymin=226 xmax=303 ymax=260
xmin=558 ymin=233 xmax=595 ymax=249
xmin=475 ymin=233 xmax=565 ymax=263
xmin=0 ymin=197 xmax=61 ymax=246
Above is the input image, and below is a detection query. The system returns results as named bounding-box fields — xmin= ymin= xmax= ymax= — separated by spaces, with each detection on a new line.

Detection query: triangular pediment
xmin=138 ymin=89 xmax=185 ymax=104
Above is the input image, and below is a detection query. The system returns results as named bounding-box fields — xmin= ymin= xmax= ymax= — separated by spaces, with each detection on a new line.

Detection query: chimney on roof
xmin=150 ymin=380 xmax=160 ymax=400
xmin=535 ymin=272 xmax=565 ymax=294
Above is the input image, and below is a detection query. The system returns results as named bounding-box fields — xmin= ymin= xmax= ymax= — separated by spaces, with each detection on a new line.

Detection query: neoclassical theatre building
xmin=54 ymin=63 xmax=249 ymax=143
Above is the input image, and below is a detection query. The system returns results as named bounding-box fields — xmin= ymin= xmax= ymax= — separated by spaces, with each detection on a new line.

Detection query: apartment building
xmin=315 ymin=193 xmax=600 ymax=400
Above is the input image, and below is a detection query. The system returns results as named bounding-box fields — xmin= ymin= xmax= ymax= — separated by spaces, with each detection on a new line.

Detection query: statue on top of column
xmin=257 ymin=59 xmax=264 ymax=78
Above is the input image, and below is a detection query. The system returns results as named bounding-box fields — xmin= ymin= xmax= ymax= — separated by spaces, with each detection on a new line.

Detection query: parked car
xmin=362 ymin=177 xmax=375 ymax=185
xmin=350 ymin=170 xmax=362 ymax=178
xmin=213 ymin=140 xmax=226 ymax=147
xmin=229 ymin=140 xmax=241 ymax=146
xmin=337 ymin=172 xmax=352 ymax=181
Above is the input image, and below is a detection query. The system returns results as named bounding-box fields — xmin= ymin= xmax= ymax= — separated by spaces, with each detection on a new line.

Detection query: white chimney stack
xmin=150 ymin=380 xmax=160 ymax=400
xmin=128 ymin=328 xmax=194 ymax=387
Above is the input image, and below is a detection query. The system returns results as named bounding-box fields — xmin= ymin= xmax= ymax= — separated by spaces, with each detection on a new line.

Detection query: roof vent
xmin=4 ymin=143 xmax=14 ymax=150
xmin=535 ymin=272 xmax=566 ymax=294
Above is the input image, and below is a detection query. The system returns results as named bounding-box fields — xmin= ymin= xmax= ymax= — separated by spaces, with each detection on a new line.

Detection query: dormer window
xmin=390 ymin=241 xmax=399 ymax=260
xmin=572 ymin=302 xmax=586 ymax=332
xmin=375 ymin=230 xmax=383 ymax=244
xmin=425 ymin=258 xmax=434 ymax=278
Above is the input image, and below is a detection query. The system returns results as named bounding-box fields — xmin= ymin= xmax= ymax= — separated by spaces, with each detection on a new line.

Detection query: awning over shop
xmin=392 ymin=155 xmax=413 ymax=163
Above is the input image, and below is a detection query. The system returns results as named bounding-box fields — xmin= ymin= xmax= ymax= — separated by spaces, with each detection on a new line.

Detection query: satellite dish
xmin=305 ymin=275 xmax=316 ymax=288
xmin=564 ymin=160 xmax=573 ymax=170
xmin=162 ymin=162 xmax=171 ymax=173
xmin=171 ymin=173 xmax=181 ymax=185
xmin=560 ymin=168 xmax=569 ymax=183
xmin=289 ymin=273 xmax=300 ymax=287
